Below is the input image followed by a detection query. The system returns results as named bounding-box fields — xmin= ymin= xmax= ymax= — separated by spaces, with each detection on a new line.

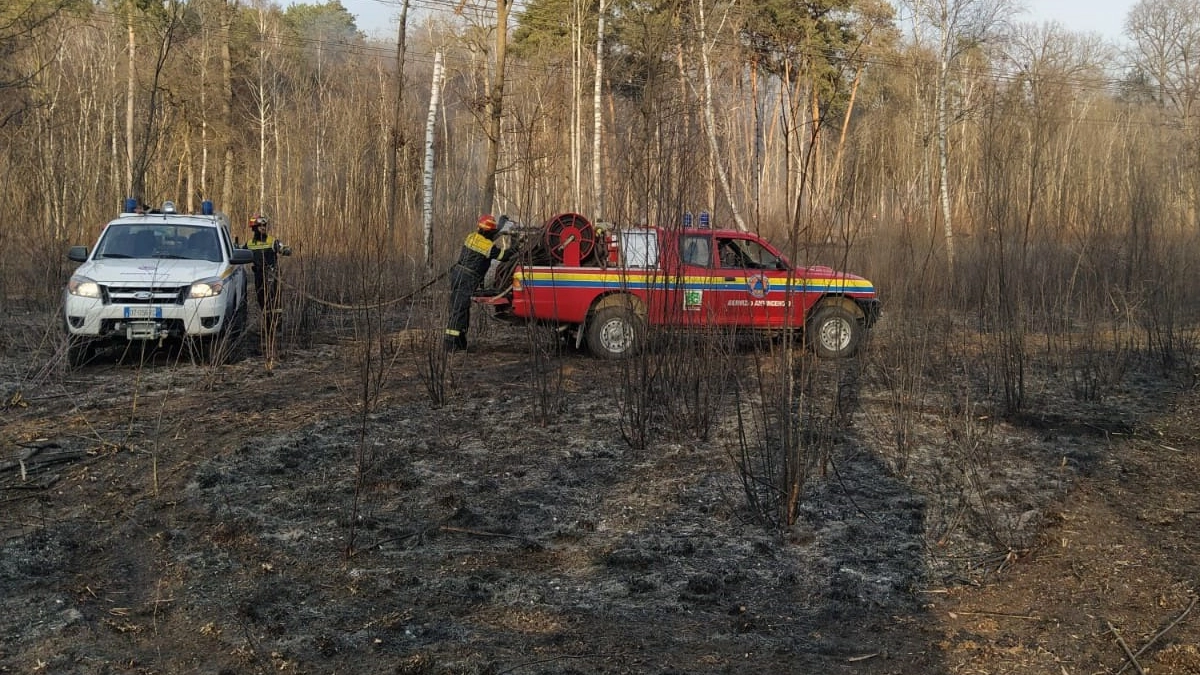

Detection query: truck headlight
xmin=67 ymin=275 xmax=101 ymax=298
xmin=188 ymin=277 xmax=225 ymax=298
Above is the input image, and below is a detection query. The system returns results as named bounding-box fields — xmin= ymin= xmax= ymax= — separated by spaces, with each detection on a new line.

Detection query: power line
xmin=68 ymin=3 xmax=1170 ymax=123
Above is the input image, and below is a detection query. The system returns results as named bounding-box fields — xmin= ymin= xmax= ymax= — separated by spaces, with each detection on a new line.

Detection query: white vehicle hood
xmin=76 ymin=259 xmax=228 ymax=285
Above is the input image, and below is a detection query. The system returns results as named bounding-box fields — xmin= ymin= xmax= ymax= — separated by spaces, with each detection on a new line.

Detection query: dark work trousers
xmin=445 ymin=264 xmax=482 ymax=349
xmin=252 ymin=265 xmax=281 ymax=312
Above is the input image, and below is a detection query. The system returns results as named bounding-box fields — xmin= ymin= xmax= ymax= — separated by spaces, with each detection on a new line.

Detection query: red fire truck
xmin=474 ymin=213 xmax=881 ymax=359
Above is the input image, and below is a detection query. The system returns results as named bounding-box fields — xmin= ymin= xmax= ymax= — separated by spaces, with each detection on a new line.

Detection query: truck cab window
xmin=681 ymin=235 xmax=712 ymax=267
xmin=718 ymin=239 xmax=748 ymax=268
xmin=740 ymin=240 xmax=782 ymax=269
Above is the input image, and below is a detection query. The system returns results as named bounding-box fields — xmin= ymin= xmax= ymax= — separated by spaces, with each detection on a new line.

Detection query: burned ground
xmin=2 ymin=314 xmax=1199 ymax=674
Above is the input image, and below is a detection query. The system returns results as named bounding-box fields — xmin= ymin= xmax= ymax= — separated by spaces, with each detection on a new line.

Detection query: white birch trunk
xmin=125 ymin=16 xmax=135 ymax=198
xmin=221 ymin=0 xmax=236 ymax=210
xmin=423 ymin=50 xmax=445 ymax=273
xmin=592 ymin=0 xmax=605 ymax=221
xmin=185 ymin=132 xmax=193 ymax=212
xmin=571 ymin=0 xmax=581 ymax=210
xmin=937 ymin=42 xmax=955 ymax=270
xmin=256 ymin=7 xmax=269 ymax=211
xmin=199 ymin=31 xmax=209 ymax=202
xmin=695 ymin=0 xmax=746 ymax=231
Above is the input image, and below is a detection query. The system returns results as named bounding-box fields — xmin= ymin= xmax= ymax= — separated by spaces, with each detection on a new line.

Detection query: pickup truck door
xmin=711 ymin=234 xmax=796 ymax=328
xmin=218 ymin=226 xmax=246 ymax=296
xmin=675 ymin=232 xmax=723 ymax=327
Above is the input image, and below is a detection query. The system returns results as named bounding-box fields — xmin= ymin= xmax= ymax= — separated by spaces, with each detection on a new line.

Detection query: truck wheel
xmin=66 ymin=338 xmax=95 ymax=368
xmin=807 ymin=304 xmax=863 ymax=358
xmin=585 ymin=306 xmax=642 ymax=359
xmin=232 ymin=298 xmax=248 ymax=337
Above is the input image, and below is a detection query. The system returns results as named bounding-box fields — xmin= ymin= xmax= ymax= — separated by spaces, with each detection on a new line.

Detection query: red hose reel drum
xmin=543 ymin=213 xmax=596 ymax=266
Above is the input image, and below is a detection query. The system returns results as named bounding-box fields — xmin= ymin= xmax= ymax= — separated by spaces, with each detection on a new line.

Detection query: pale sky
xmin=1023 ymin=0 xmax=1137 ymax=41
xmin=332 ymin=0 xmax=1140 ymax=44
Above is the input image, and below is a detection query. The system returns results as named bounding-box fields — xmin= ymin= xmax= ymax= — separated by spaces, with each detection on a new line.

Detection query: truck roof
xmin=110 ymin=212 xmax=229 ymax=227
xmin=109 ymin=199 xmax=231 ymax=230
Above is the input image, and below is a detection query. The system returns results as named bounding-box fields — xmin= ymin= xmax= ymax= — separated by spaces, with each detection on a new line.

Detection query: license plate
xmin=124 ymin=306 xmax=163 ymax=319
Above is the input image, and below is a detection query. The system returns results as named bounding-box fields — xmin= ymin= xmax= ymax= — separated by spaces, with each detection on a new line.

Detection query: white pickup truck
xmin=62 ymin=199 xmax=254 ymax=366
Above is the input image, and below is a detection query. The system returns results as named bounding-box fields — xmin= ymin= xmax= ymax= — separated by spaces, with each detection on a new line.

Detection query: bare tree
xmin=1127 ymin=0 xmax=1200 ymax=120
xmin=482 ymin=0 xmax=511 ymax=214
xmin=1126 ymin=0 xmax=1200 ymax=226
xmin=571 ymin=0 xmax=582 ymax=209
xmin=901 ymin=0 xmax=1017 ymax=273
xmin=220 ymin=0 xmax=236 ymax=209
xmin=387 ymin=0 xmax=411 ymax=238
xmin=251 ymin=4 xmax=274 ymax=211
xmin=122 ymin=0 xmax=136 ymax=197
xmin=0 ymin=0 xmax=72 ymax=128
xmin=123 ymin=0 xmax=182 ymax=202
xmin=592 ymin=0 xmax=606 ymax=220
xmin=692 ymin=0 xmax=746 ymax=231
xmin=424 ymin=49 xmax=445 ymax=272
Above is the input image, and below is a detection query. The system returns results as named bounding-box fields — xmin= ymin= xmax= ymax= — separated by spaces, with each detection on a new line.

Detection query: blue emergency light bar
xmin=123 ymin=197 xmax=137 ymax=213
xmin=683 ymin=211 xmax=693 ymax=228
xmin=201 ymin=200 xmax=214 ymax=215
xmin=699 ymin=210 xmax=710 ymax=228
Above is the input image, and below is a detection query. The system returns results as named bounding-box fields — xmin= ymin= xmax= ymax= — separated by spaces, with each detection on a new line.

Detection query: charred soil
xmin=2 ymin=315 xmax=1200 ymax=675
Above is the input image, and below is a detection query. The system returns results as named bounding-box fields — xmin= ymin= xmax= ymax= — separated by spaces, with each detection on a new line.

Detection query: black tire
xmin=232 ymin=298 xmax=248 ymax=338
xmin=807 ymin=304 xmax=863 ymax=359
xmin=203 ymin=299 xmax=249 ymax=365
xmin=206 ymin=337 xmax=233 ymax=366
xmin=585 ymin=305 xmax=642 ymax=359
xmin=66 ymin=338 xmax=95 ymax=368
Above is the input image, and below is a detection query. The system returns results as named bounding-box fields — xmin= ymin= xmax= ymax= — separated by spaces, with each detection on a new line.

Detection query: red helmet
xmin=250 ymin=214 xmax=269 ymax=229
xmin=477 ymin=214 xmax=497 ymax=232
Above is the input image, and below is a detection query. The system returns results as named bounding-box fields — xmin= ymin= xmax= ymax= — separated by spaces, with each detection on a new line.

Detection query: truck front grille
xmin=102 ymin=285 xmax=188 ymax=305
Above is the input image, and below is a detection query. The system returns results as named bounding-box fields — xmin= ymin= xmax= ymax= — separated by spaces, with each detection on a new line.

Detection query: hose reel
xmin=542 ymin=213 xmax=596 ymax=266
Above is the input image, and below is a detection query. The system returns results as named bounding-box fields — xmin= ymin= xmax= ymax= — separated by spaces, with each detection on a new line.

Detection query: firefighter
xmin=245 ymin=214 xmax=292 ymax=315
xmin=445 ymin=214 xmax=512 ymax=351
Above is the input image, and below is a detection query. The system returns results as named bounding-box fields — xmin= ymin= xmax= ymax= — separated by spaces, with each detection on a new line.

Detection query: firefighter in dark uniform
xmin=445 ymin=214 xmax=512 ymax=351
xmin=246 ymin=214 xmax=292 ymax=315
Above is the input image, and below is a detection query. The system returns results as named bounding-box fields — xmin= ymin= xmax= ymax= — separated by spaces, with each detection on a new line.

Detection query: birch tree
xmin=122 ymin=0 xmax=137 ymax=197
xmin=424 ymin=50 xmax=445 ymax=272
xmin=220 ymin=0 xmax=236 ymax=209
xmin=572 ymin=0 xmax=582 ymax=208
xmin=592 ymin=0 xmax=606 ymax=220
xmin=901 ymin=0 xmax=1016 ymax=272
xmin=692 ymin=0 xmax=745 ymax=231
xmin=251 ymin=4 xmax=274 ymax=212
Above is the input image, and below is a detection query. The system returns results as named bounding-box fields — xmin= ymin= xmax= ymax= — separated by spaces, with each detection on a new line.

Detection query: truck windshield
xmin=95 ymin=224 xmax=221 ymax=262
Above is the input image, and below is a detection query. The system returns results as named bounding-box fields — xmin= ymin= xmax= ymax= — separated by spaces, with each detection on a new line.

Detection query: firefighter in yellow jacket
xmin=445 ymin=214 xmax=512 ymax=351
xmin=246 ymin=214 xmax=292 ymax=314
